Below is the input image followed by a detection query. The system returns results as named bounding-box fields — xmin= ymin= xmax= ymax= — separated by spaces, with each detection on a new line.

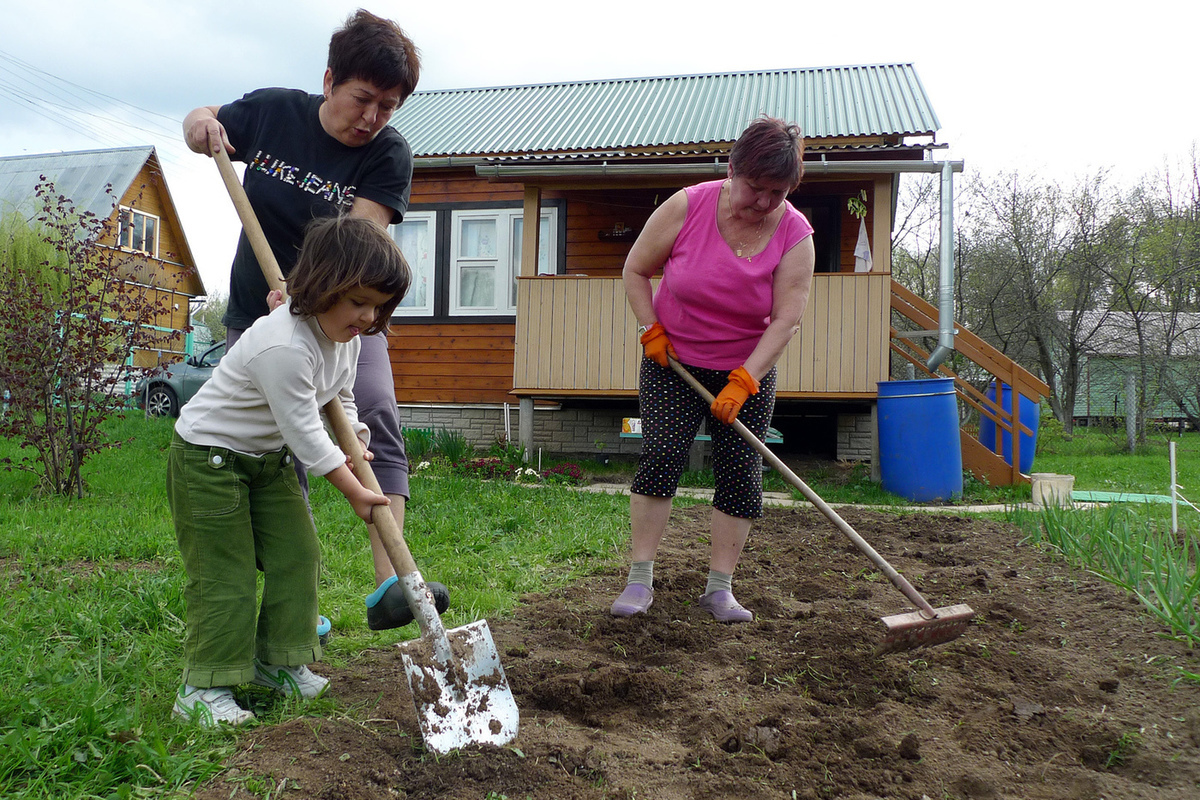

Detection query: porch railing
xmin=890 ymin=281 xmax=1051 ymax=485
xmin=513 ymin=273 xmax=893 ymax=397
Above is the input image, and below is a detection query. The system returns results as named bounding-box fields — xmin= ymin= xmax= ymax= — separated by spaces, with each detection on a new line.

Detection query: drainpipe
xmin=926 ymin=160 xmax=956 ymax=372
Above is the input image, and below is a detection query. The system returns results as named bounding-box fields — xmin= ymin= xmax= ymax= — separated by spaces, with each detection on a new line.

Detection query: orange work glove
xmin=639 ymin=322 xmax=678 ymax=368
xmin=710 ymin=366 xmax=759 ymax=425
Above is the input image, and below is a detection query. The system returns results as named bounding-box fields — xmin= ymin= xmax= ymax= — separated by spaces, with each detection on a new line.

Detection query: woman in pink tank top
xmin=611 ymin=117 xmax=816 ymax=623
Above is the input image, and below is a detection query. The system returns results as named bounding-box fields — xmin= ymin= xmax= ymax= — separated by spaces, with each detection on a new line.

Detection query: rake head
xmin=877 ymin=603 xmax=976 ymax=655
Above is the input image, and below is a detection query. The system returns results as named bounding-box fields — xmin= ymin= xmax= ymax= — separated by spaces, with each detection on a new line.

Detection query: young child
xmin=168 ymin=216 xmax=409 ymax=726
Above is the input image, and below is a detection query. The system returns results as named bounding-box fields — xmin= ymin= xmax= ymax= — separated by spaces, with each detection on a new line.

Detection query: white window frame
xmin=118 ymin=206 xmax=159 ymax=257
xmin=449 ymin=207 xmax=557 ymax=316
xmin=390 ymin=210 xmax=437 ymax=317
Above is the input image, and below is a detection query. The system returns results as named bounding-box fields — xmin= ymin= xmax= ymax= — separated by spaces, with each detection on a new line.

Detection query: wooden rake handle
xmin=212 ymin=147 xmax=420 ymax=579
xmin=668 ymin=358 xmax=938 ymax=620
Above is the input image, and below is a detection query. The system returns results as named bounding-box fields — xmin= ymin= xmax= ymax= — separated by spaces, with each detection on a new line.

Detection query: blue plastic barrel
xmin=877 ymin=378 xmax=963 ymax=502
xmin=977 ymin=381 xmax=1039 ymax=474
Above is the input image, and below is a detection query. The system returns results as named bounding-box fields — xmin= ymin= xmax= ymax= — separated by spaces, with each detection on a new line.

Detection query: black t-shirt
xmin=218 ymin=87 xmax=413 ymax=329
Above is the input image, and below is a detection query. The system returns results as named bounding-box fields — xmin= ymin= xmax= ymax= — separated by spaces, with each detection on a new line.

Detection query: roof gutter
xmin=470 ymin=158 xmax=963 ymax=179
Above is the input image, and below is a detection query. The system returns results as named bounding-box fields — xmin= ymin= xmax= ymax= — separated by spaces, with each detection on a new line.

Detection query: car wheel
xmin=145 ymin=385 xmax=179 ymax=418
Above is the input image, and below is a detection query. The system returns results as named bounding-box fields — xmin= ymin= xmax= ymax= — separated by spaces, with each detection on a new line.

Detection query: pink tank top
xmin=653 ymin=180 xmax=814 ymax=370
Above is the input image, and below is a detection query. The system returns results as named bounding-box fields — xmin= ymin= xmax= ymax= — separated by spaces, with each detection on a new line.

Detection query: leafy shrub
xmin=542 ymin=462 xmax=585 ymax=485
xmin=1038 ymin=411 xmax=1069 ymax=452
xmin=488 ymin=435 xmax=526 ymax=469
xmin=432 ymin=427 xmax=474 ymax=464
xmin=403 ymin=427 xmax=435 ymax=463
xmin=0 ymin=182 xmax=174 ymax=496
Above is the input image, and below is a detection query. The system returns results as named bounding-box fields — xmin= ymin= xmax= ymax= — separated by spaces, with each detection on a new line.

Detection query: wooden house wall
xmin=1074 ymin=356 xmax=1198 ymax=422
xmin=390 ymin=323 xmax=516 ymax=405
xmin=115 ymin=163 xmax=192 ymax=269
xmin=396 ymin=171 xmax=534 ymax=404
xmin=72 ymin=159 xmax=203 ymax=366
xmin=562 ymin=188 xmax=666 ymax=278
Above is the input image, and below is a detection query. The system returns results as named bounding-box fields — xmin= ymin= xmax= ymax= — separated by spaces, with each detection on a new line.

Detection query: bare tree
xmin=890 ymin=173 xmax=942 ymax=297
xmin=956 ymin=170 xmax=1124 ymax=433
xmin=1115 ymin=151 xmax=1200 ymax=436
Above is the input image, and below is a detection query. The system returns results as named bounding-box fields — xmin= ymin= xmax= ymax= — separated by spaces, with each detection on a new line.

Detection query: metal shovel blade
xmin=878 ymin=603 xmax=975 ymax=655
xmin=399 ymin=619 xmax=519 ymax=753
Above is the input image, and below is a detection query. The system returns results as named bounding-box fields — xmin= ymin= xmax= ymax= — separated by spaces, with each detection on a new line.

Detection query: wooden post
xmin=517 ymin=185 xmax=541 ymax=461
xmin=520 ymin=186 xmax=542 ymax=278
xmin=871 ymin=176 xmax=892 ymax=273
xmin=519 ymin=397 xmax=534 ymax=462
xmin=1009 ymin=365 xmax=1021 ymax=484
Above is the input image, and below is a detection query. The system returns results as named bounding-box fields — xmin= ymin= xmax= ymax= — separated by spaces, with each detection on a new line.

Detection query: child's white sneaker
xmin=251 ymin=659 xmax=329 ymax=699
xmin=173 ymin=685 xmax=255 ymax=727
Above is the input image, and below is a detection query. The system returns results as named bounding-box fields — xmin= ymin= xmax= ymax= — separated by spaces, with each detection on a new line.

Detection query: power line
xmin=0 ymin=48 xmax=191 ymax=169
xmin=0 ymin=49 xmax=181 ymax=128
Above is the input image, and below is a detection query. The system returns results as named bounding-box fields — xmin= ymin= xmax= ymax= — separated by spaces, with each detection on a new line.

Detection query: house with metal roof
xmin=1063 ymin=311 xmax=1200 ymax=426
xmin=0 ymin=145 xmax=205 ymax=367
xmin=385 ymin=65 xmax=1047 ymax=485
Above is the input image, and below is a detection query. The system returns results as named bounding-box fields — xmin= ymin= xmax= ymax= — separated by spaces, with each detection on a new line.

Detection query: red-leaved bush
xmin=0 ymin=180 xmax=178 ymax=496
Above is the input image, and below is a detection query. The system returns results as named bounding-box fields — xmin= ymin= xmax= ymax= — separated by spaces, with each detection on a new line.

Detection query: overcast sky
xmin=1 ymin=0 xmax=1196 ymax=295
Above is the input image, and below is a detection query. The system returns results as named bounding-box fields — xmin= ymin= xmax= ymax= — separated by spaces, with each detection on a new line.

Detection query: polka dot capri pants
xmin=630 ymin=358 xmax=777 ymax=519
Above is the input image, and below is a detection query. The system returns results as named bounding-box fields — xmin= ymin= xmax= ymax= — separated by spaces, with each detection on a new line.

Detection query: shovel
xmin=669 ymin=359 xmax=975 ymax=655
xmin=212 ymin=147 xmax=518 ymax=752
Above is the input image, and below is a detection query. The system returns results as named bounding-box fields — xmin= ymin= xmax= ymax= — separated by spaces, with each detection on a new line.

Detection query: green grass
xmin=0 ymin=414 xmax=630 ymax=799
xmin=1009 ymin=502 xmax=1200 ymax=652
xmin=1032 ymin=421 xmax=1199 ymax=497
xmin=1004 ymin=421 xmax=1200 ymax=670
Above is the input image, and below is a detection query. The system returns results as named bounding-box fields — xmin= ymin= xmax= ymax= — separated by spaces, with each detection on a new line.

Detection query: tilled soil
xmin=192 ymin=505 xmax=1200 ymax=799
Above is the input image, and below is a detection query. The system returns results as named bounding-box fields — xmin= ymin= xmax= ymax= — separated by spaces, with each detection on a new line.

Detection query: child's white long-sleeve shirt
xmin=175 ymin=302 xmax=368 ymax=477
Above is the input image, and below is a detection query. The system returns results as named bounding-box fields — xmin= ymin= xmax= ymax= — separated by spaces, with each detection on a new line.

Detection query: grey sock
xmin=627 ymin=560 xmax=654 ymax=589
xmin=704 ymin=570 xmax=733 ymax=596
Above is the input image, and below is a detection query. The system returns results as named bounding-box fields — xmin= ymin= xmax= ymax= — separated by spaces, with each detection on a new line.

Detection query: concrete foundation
xmin=836 ymin=411 xmax=874 ymax=461
xmin=398 ymin=403 xmax=877 ymax=465
xmin=397 ymin=403 xmax=642 ymax=461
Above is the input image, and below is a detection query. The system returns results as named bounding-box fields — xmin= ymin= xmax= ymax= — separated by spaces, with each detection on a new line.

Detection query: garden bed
xmin=191 ymin=505 xmax=1200 ymax=799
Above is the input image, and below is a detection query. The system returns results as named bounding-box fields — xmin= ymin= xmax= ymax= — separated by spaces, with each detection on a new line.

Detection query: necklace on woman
xmin=726 ymin=180 xmax=766 ymax=261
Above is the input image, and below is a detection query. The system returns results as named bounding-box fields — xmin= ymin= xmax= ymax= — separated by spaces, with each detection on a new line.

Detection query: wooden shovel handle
xmin=213 ymin=149 xmax=286 ymax=294
xmin=668 ymin=358 xmax=938 ymax=619
xmin=212 ymin=148 xmax=418 ymax=577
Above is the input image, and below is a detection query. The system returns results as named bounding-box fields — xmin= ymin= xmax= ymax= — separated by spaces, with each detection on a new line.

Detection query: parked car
xmin=134 ymin=340 xmax=226 ymax=417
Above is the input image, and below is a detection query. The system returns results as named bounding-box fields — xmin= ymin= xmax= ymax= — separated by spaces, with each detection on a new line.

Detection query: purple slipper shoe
xmin=611 ymin=583 xmax=653 ymax=616
xmin=697 ymin=590 xmax=753 ymax=622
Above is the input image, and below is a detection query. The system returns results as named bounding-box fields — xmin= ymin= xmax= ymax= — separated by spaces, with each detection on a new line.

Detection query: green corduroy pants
xmin=167 ymin=431 xmax=322 ymax=688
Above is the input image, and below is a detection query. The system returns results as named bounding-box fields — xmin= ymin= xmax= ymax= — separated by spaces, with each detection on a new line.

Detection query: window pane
xmin=143 ymin=215 xmax=157 ymax=253
xmin=119 ymin=210 xmax=132 ymax=248
xmin=511 ymin=219 xmax=523 ymax=307
xmin=537 ymin=216 xmax=552 ymax=274
xmin=395 ymin=217 xmax=433 ymax=310
xmin=459 ymin=266 xmax=495 ymax=307
xmin=132 ymin=213 xmax=146 ymax=251
xmin=460 ymin=219 xmax=496 ymax=258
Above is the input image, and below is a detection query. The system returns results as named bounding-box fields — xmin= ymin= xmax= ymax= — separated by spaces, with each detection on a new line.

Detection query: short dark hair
xmin=327 ymin=9 xmax=421 ymax=101
xmin=288 ymin=216 xmax=411 ymax=336
xmin=729 ymin=116 xmax=806 ymax=191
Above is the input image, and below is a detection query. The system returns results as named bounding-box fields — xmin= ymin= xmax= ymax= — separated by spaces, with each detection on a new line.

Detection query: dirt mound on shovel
xmin=192 ymin=505 xmax=1200 ymax=799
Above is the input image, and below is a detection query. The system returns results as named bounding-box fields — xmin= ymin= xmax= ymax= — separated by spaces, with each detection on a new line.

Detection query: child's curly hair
xmin=287 ymin=216 xmax=411 ymax=336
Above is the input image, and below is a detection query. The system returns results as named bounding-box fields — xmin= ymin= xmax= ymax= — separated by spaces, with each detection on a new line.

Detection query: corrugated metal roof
xmin=1065 ymin=311 xmax=1200 ymax=357
xmin=0 ymin=146 xmax=154 ymax=221
xmin=393 ymin=64 xmax=939 ymax=158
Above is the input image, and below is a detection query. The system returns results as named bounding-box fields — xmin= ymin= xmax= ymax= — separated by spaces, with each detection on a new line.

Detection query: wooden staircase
xmin=889 ymin=283 xmax=1051 ymax=486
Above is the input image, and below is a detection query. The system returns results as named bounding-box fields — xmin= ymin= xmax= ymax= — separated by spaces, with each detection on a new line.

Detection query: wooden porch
xmin=512 ymin=273 xmax=1050 ymax=487
xmin=513 ymin=272 xmax=891 ymax=398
